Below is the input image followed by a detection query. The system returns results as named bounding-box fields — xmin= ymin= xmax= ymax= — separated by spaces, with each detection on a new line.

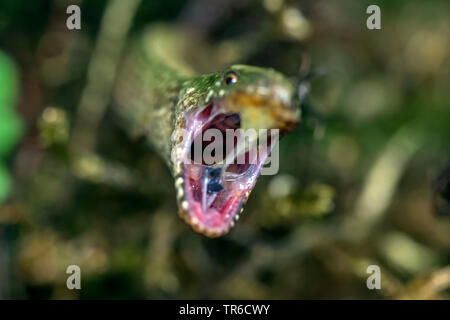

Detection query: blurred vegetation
xmin=0 ymin=52 xmax=22 ymax=203
xmin=0 ymin=0 xmax=449 ymax=299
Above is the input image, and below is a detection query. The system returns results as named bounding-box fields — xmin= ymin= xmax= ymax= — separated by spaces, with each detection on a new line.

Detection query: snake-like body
xmin=114 ymin=26 xmax=300 ymax=237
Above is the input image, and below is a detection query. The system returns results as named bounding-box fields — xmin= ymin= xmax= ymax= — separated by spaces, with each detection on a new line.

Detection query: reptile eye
xmin=223 ymin=72 xmax=238 ymax=85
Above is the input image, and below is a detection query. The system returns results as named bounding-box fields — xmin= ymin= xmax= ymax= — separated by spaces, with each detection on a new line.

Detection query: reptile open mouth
xmin=115 ymin=36 xmax=301 ymax=238
xmin=175 ymin=103 xmax=275 ymax=237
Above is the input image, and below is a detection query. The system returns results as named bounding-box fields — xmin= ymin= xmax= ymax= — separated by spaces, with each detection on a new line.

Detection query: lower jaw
xmin=181 ymin=159 xmax=253 ymax=235
xmin=180 ymin=151 xmax=271 ymax=236
xmin=184 ymin=171 xmax=243 ymax=235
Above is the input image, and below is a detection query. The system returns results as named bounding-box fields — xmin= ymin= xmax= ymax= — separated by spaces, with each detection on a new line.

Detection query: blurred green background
xmin=0 ymin=0 xmax=449 ymax=299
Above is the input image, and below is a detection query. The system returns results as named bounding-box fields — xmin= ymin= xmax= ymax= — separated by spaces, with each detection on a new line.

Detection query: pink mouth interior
xmin=181 ymin=104 xmax=272 ymax=233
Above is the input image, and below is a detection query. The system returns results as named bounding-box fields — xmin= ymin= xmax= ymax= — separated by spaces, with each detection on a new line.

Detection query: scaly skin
xmin=115 ymin=26 xmax=301 ymax=237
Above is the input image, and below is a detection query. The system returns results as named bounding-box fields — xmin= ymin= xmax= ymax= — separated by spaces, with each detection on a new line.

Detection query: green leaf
xmin=0 ymin=51 xmax=18 ymax=110
xmin=0 ymin=163 xmax=11 ymax=203
xmin=0 ymin=50 xmax=22 ymax=203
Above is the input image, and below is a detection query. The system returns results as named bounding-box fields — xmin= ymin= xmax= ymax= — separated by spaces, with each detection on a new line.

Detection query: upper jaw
xmin=221 ymin=89 xmax=299 ymax=132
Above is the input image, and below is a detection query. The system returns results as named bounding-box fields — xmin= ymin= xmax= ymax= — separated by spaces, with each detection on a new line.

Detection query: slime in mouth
xmin=177 ymin=103 xmax=275 ymax=237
